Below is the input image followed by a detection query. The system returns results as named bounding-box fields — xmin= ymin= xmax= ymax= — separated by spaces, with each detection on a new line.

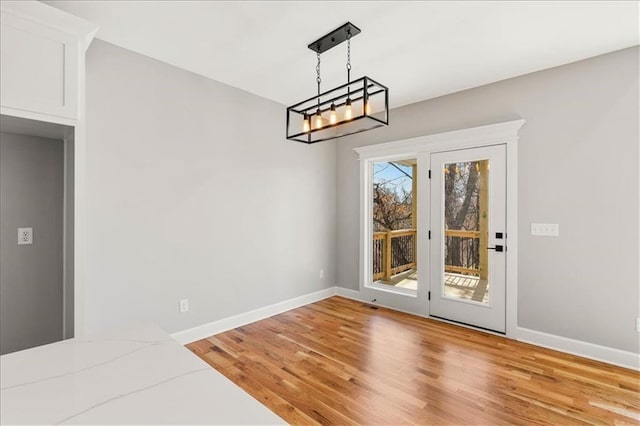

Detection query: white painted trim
xmin=0 ymin=2 xmax=97 ymax=338
xmin=72 ymin=27 xmax=98 ymax=338
xmin=358 ymin=157 xmax=370 ymax=294
xmin=61 ymin=136 xmax=73 ymax=340
xmin=518 ymin=327 xmax=639 ymax=371
xmin=354 ymin=119 xmax=524 ymax=337
xmin=505 ymin=129 xmax=518 ymax=338
xmin=0 ymin=106 xmax=77 ymax=127
xmin=334 ymin=286 xmax=361 ymax=300
xmin=73 ymin=118 xmax=86 ymax=338
xmin=335 ymin=287 xmax=429 ymax=319
xmin=0 ymin=1 xmax=97 ymax=40
xmin=171 ymin=287 xmax=337 ymax=345
xmin=0 ymin=1 xmax=97 ymax=120
xmin=354 ymin=119 xmax=526 ymax=160
xmin=429 ymin=315 xmax=508 ymax=338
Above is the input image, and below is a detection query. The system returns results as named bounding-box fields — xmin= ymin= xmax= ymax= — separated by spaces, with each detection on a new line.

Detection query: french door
xmin=429 ymin=145 xmax=507 ymax=333
xmin=356 ymin=120 xmax=523 ymax=335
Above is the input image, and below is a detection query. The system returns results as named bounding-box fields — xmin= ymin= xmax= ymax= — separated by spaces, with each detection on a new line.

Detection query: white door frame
xmin=0 ymin=14 xmax=96 ymax=338
xmin=354 ymin=119 xmax=525 ymax=338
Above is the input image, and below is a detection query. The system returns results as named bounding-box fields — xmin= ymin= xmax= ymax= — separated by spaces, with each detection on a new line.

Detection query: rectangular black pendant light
xmin=286 ymin=22 xmax=389 ymax=144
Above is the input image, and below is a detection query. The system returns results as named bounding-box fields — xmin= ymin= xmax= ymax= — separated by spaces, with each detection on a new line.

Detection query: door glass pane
xmin=442 ymin=160 xmax=489 ymax=303
xmin=371 ymin=159 xmax=417 ymax=291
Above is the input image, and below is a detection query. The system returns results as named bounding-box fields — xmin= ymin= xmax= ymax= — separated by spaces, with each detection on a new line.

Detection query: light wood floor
xmin=187 ymin=296 xmax=639 ymax=425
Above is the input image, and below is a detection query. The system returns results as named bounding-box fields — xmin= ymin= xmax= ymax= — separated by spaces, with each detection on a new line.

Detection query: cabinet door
xmin=0 ymin=10 xmax=78 ymax=120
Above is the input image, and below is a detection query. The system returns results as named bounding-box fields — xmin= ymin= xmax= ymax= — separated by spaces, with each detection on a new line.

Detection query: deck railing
xmin=372 ymin=229 xmax=482 ymax=282
xmin=373 ymin=229 xmax=416 ymax=281
xmin=444 ymin=229 xmax=481 ymax=276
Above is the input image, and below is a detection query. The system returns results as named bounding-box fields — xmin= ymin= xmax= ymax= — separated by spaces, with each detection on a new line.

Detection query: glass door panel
xmin=442 ymin=159 xmax=489 ymax=304
xmin=371 ymin=159 xmax=417 ymax=293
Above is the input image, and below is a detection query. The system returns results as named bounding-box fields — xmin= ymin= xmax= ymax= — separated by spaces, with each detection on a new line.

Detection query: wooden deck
xmin=188 ymin=296 xmax=639 ymax=425
xmin=377 ymin=270 xmax=489 ymax=303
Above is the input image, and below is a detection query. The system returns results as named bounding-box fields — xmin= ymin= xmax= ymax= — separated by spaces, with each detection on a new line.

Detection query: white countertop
xmin=0 ymin=322 xmax=285 ymax=425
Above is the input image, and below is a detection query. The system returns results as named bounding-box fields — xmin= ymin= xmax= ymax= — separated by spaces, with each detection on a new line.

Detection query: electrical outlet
xmin=319 ymin=269 xmax=325 ymax=279
xmin=531 ymin=223 xmax=559 ymax=237
xmin=179 ymin=299 xmax=189 ymax=313
xmin=18 ymin=228 xmax=33 ymax=245
xmin=636 ymin=317 xmax=640 ymax=333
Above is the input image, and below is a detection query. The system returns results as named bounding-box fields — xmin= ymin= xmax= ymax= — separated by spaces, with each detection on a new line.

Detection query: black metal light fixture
xmin=286 ymin=22 xmax=389 ymax=144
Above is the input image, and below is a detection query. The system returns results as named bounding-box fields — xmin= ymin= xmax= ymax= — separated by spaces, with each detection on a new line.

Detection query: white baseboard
xmin=517 ymin=327 xmax=639 ymax=371
xmin=172 ymin=285 xmax=639 ymax=372
xmin=334 ymin=286 xmax=361 ymax=300
xmin=171 ymin=287 xmax=337 ymax=344
xmin=334 ymin=286 xmax=428 ymax=318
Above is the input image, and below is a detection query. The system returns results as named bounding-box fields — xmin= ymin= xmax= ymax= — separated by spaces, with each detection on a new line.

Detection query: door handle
xmin=487 ymin=245 xmax=504 ymax=252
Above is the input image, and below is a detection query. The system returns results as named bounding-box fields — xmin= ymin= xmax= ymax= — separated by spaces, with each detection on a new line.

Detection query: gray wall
xmin=0 ymin=133 xmax=64 ymax=354
xmin=83 ymin=40 xmax=336 ymax=335
xmin=336 ymin=47 xmax=639 ymax=353
xmin=64 ymin=138 xmax=74 ymax=338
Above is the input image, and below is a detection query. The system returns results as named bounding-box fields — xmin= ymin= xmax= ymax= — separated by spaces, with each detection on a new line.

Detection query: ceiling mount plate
xmin=308 ymin=22 xmax=361 ymax=54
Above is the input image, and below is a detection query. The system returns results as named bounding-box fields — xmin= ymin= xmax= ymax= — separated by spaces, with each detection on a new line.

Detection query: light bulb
xmin=329 ymin=104 xmax=337 ymax=125
xmin=365 ymin=100 xmax=372 ymax=115
xmin=344 ymin=98 xmax=353 ymax=121
xmin=302 ymin=115 xmax=310 ymax=133
xmin=314 ymin=110 xmax=323 ymax=129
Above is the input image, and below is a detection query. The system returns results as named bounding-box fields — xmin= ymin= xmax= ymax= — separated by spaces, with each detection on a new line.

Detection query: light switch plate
xmin=18 ymin=228 xmax=33 ymax=245
xmin=531 ymin=223 xmax=559 ymax=237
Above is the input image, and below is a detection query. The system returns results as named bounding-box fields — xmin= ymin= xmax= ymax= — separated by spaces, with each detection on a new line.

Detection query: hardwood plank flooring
xmin=187 ymin=296 xmax=639 ymax=425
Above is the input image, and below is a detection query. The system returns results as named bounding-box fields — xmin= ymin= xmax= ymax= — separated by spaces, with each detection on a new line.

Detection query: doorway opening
xmin=0 ymin=115 xmax=74 ymax=354
xmin=356 ymin=119 xmax=523 ymax=337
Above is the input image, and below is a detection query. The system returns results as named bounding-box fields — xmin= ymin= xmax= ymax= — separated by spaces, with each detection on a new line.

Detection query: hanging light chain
xmin=316 ymin=51 xmax=322 ymax=111
xmin=316 ymin=52 xmax=322 ymax=95
xmin=346 ymin=30 xmax=352 ymax=101
xmin=346 ymin=32 xmax=352 ymax=84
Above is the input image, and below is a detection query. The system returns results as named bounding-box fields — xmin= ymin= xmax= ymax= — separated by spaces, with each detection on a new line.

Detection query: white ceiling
xmin=45 ymin=1 xmax=639 ymax=108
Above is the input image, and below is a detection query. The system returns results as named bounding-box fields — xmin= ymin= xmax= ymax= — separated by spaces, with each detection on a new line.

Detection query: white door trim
xmin=354 ymin=119 xmax=525 ymax=338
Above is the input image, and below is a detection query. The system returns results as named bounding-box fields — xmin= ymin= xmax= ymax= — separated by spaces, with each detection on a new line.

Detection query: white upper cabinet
xmin=0 ymin=1 xmax=97 ymax=123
